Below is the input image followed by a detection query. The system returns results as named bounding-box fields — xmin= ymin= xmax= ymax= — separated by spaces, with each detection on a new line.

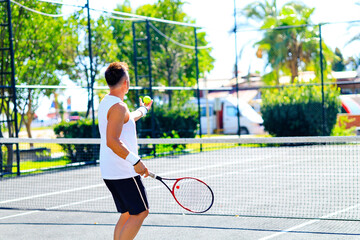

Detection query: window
xmin=201 ymin=106 xmax=213 ymax=117
xmin=226 ymin=106 xmax=238 ymax=117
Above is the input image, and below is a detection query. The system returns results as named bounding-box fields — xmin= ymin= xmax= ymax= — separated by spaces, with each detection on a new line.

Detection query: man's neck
xmin=109 ymin=88 xmax=126 ymax=101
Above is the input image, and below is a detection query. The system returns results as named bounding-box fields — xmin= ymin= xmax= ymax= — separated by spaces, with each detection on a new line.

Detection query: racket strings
xmin=173 ymin=178 xmax=213 ymax=213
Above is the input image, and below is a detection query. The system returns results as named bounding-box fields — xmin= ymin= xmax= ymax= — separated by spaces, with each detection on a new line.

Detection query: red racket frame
xmin=149 ymin=173 xmax=214 ymax=213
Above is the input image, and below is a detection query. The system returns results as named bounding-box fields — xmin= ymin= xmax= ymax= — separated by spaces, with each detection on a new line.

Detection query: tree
xmin=345 ymin=2 xmax=360 ymax=72
xmin=242 ymin=0 xmax=278 ymax=23
xmin=104 ymin=1 xmax=135 ymax=105
xmin=137 ymin=0 xmax=214 ymax=107
xmin=0 ymin=0 xmax=76 ymax=138
xmin=346 ymin=55 xmax=360 ymax=71
xmin=241 ymin=1 xmax=334 ymax=84
xmin=62 ymin=11 xmax=119 ymax=118
xmin=110 ymin=0 xmax=214 ymax=108
xmin=347 ymin=1 xmax=360 ymax=45
xmin=332 ymin=47 xmax=345 ymax=71
xmin=111 ymin=0 xmax=134 ymax=71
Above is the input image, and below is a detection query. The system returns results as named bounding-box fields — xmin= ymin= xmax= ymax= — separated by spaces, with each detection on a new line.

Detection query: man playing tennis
xmin=98 ymin=62 xmax=152 ymax=240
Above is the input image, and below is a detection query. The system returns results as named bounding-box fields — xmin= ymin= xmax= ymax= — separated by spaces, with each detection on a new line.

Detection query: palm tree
xmin=242 ymin=0 xmax=278 ymax=22
xmin=241 ymin=1 xmax=333 ymax=84
xmin=346 ymin=2 xmax=360 ymax=47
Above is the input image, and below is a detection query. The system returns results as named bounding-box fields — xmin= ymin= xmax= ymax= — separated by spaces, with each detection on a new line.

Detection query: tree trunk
xmin=289 ymin=37 xmax=299 ymax=83
xmin=289 ymin=47 xmax=299 ymax=83
xmin=167 ymin=71 xmax=172 ymax=109
xmin=4 ymin=144 xmax=13 ymax=173
xmin=24 ymin=119 xmax=32 ymax=139
xmin=290 ymin=61 xmax=298 ymax=83
xmin=25 ymin=90 xmax=34 ymax=147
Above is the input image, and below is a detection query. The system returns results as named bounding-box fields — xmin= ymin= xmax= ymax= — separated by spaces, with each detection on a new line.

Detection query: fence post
xmin=145 ymin=20 xmax=155 ymax=138
xmin=86 ymin=0 xmax=96 ymax=138
xmin=233 ymin=0 xmax=241 ymax=137
xmin=319 ymin=23 xmax=326 ymax=136
xmin=6 ymin=0 xmax=20 ymax=175
xmin=194 ymin=28 xmax=202 ymax=140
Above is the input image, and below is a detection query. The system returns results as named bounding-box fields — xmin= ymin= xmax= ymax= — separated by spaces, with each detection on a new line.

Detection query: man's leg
xmin=119 ymin=210 xmax=149 ymax=240
xmin=114 ymin=212 xmax=130 ymax=240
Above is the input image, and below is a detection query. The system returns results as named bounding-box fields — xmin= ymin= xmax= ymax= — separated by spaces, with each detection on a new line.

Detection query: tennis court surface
xmin=1 ymin=136 xmax=360 ymax=239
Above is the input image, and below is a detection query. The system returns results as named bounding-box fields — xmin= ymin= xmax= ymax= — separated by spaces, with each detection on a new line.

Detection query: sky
xmin=35 ymin=0 xmax=360 ymax=119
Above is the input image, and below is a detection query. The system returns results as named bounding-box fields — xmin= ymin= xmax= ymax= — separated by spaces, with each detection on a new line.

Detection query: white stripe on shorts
xmin=132 ymin=177 xmax=148 ymax=211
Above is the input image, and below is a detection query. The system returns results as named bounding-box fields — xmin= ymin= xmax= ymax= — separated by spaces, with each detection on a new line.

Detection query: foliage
xmin=110 ymin=0 xmax=214 ymax=107
xmin=147 ymin=131 xmax=186 ymax=157
xmin=261 ymin=83 xmax=341 ymax=136
xmin=53 ymin=120 xmax=100 ymax=162
xmin=96 ymin=1 xmax=136 ymax=104
xmin=332 ymin=47 xmax=346 ymax=71
xmin=242 ymin=0 xmax=278 ymax=24
xmin=138 ymin=105 xmax=198 ymax=138
xmin=347 ymin=6 xmax=360 ymax=47
xmin=0 ymin=0 xmax=76 ymax=137
xmin=346 ymin=55 xmax=360 ymax=71
xmin=331 ymin=116 xmax=357 ymax=136
xmin=54 ymin=119 xmax=99 ymax=138
xmin=241 ymin=0 xmax=334 ymax=84
xmin=61 ymin=12 xmax=120 ymax=117
xmin=1 ymin=0 xmax=211 ymax=138
xmin=110 ymin=0 xmax=134 ymax=74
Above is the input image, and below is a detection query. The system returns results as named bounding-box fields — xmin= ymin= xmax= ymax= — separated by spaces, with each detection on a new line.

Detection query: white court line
xmin=0 ymin=184 xmax=104 ymax=204
xmin=0 ymin=197 xmax=109 ymax=221
xmin=0 ymin=186 xmax=162 ymax=221
xmin=259 ymin=203 xmax=360 ymax=240
xmin=0 ymin=210 xmax=40 ymax=221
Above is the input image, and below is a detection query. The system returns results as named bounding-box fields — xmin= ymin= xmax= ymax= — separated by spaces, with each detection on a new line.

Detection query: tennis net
xmin=1 ymin=136 xmax=360 ymax=220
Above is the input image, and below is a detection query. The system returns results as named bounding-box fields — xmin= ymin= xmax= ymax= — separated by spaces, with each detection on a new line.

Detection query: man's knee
xmin=136 ymin=209 xmax=149 ymax=220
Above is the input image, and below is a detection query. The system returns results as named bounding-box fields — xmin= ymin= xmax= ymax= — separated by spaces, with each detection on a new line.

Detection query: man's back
xmin=98 ymin=94 xmax=138 ymax=180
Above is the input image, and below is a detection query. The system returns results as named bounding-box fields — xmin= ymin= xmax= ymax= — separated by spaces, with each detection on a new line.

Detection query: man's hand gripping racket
xmin=148 ymin=171 xmax=214 ymax=213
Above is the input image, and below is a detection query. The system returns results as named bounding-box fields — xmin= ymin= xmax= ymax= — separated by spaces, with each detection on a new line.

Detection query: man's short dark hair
xmin=104 ymin=62 xmax=129 ymax=87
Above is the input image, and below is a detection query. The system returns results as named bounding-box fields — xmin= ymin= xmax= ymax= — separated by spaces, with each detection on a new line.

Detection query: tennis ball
xmin=143 ymin=96 xmax=151 ymax=104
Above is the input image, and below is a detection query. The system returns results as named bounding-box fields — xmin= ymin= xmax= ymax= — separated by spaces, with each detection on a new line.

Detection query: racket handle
xmin=148 ymin=171 xmax=156 ymax=179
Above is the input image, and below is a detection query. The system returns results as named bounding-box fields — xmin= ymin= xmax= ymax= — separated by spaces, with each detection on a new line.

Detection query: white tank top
xmin=98 ymin=94 xmax=138 ymax=179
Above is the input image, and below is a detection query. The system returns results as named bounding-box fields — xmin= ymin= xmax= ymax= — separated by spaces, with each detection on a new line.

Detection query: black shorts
xmin=104 ymin=176 xmax=149 ymax=215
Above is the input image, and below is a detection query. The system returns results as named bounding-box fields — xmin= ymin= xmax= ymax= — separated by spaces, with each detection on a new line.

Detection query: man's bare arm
xmin=106 ymin=103 xmax=130 ymax=159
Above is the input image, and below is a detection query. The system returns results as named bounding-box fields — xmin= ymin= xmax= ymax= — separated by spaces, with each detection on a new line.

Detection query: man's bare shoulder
xmin=111 ymin=101 xmax=127 ymax=111
xmin=107 ymin=102 xmax=128 ymax=119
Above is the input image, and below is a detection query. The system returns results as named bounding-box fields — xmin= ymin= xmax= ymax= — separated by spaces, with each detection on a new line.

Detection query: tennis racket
xmin=148 ymin=171 xmax=214 ymax=213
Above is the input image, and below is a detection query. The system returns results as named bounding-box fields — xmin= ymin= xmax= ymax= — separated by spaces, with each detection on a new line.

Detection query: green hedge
xmin=53 ymin=107 xmax=198 ymax=161
xmin=53 ymin=120 xmax=100 ymax=138
xmin=138 ymin=106 xmax=199 ymax=139
xmin=261 ymin=85 xmax=341 ymax=137
xmin=137 ymin=106 xmax=198 ymax=156
xmin=139 ymin=107 xmax=199 ymax=138
xmin=53 ymin=120 xmax=99 ymax=163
